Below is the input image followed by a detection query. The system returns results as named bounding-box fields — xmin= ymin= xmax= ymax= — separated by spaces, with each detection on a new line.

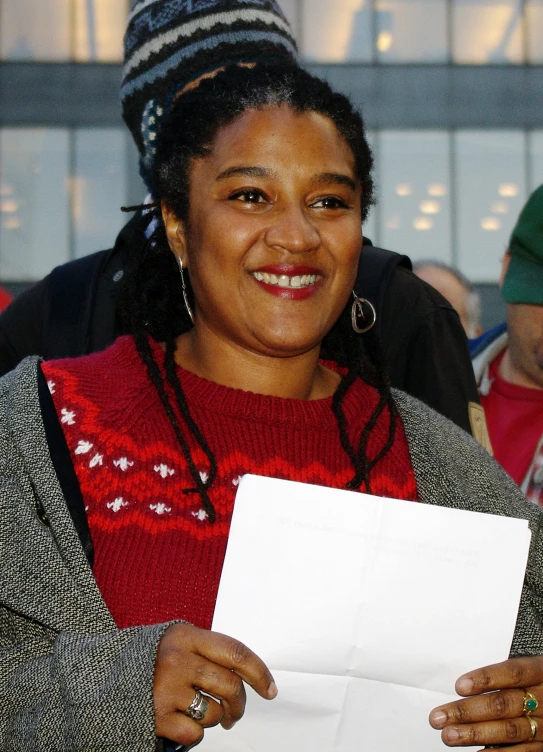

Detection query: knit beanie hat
xmin=502 ymin=184 xmax=543 ymax=306
xmin=121 ymin=0 xmax=299 ymax=185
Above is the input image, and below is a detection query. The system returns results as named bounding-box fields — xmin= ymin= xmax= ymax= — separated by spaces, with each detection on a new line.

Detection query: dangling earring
xmin=177 ymin=255 xmax=194 ymax=324
xmin=351 ymin=292 xmax=376 ymax=334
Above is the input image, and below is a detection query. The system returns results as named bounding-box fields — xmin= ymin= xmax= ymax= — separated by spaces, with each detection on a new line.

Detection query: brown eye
xmin=230 ymin=190 xmax=265 ymax=203
xmin=311 ymin=196 xmax=350 ymax=210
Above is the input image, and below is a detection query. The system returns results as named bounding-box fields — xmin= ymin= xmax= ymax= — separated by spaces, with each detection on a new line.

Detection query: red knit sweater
xmin=42 ymin=336 xmax=418 ymax=630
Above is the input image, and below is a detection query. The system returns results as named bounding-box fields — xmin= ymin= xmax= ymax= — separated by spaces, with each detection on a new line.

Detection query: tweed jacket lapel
xmin=0 ymin=356 xmax=114 ymax=633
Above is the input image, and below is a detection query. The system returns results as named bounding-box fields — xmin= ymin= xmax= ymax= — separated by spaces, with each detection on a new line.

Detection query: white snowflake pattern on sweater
xmin=61 ymin=408 xmax=76 ymax=425
xmin=107 ymin=498 xmax=129 ymax=512
xmin=150 ymin=503 xmax=172 ymax=515
xmin=114 ymin=458 xmax=135 ymax=472
xmin=154 ymin=464 xmax=174 ymax=478
xmin=75 ymin=440 xmax=93 ymax=455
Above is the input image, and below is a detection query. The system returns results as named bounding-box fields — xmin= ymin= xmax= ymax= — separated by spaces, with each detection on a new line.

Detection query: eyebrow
xmin=215 ymin=166 xmax=357 ymax=192
xmin=312 ymin=172 xmax=357 ymax=192
xmin=216 ymin=166 xmax=277 ymax=181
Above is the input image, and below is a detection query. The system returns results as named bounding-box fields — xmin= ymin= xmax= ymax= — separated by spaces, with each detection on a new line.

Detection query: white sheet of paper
xmin=208 ymin=474 xmax=531 ymax=751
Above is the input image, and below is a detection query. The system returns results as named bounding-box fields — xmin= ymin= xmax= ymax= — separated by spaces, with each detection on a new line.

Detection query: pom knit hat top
xmin=502 ymin=184 xmax=543 ymax=306
xmin=121 ymin=0 xmax=299 ymax=185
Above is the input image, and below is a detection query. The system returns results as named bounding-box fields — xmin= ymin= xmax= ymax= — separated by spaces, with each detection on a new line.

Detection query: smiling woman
xmin=3 ymin=63 xmax=543 ymax=752
xmin=165 ymin=106 xmax=363 ymax=372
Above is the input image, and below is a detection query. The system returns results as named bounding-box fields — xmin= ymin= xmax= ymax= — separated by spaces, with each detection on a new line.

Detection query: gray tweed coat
xmin=1 ymin=357 xmax=543 ymax=751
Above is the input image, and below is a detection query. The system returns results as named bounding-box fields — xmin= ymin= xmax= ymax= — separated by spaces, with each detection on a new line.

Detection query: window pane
xmin=377 ymin=131 xmax=452 ymax=264
xmin=0 ymin=129 xmax=70 ymax=281
xmin=73 ymin=129 xmax=128 ymax=259
xmin=529 ymin=131 xmax=543 ymax=191
xmin=301 ymin=0 xmax=372 ymax=62
xmin=455 ymin=130 xmax=526 ymax=283
xmin=526 ymin=1 xmax=543 ymax=63
xmin=375 ymin=0 xmax=448 ymax=63
xmin=74 ymin=0 xmax=128 ymax=62
xmin=452 ymin=0 xmax=525 ymax=64
xmin=0 ymin=0 xmax=70 ymax=60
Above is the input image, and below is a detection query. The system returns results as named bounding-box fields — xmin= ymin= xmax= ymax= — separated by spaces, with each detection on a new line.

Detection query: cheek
xmin=334 ymin=231 xmax=362 ymax=286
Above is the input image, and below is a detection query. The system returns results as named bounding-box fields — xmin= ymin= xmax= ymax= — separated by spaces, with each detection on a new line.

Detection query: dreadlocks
xmin=118 ymin=62 xmax=396 ymax=518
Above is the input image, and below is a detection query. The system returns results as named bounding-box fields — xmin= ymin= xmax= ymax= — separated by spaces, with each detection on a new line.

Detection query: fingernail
xmin=268 ymin=681 xmax=278 ymax=699
xmin=444 ymin=728 xmax=460 ymax=742
xmin=456 ymin=677 xmax=474 ymax=694
xmin=430 ymin=711 xmax=447 ymax=728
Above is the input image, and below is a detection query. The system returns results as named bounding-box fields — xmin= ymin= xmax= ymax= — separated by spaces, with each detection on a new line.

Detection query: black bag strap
xmin=43 ymin=249 xmax=112 ymax=360
xmin=356 ymin=243 xmax=412 ymax=340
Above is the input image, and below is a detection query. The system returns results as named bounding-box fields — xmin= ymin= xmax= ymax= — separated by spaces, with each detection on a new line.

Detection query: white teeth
xmin=252 ymin=272 xmax=319 ymax=288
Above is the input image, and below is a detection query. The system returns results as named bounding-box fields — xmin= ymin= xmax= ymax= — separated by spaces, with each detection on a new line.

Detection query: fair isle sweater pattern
xmin=41 ymin=335 xmax=418 ymax=630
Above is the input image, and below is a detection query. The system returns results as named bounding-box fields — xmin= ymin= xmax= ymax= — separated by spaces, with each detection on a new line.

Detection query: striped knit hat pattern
xmin=121 ymin=0 xmax=299 ymax=183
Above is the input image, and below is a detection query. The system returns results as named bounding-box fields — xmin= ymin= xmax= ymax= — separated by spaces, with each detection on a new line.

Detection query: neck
xmin=499 ymin=347 xmax=543 ymax=390
xmin=173 ymin=326 xmax=341 ymax=400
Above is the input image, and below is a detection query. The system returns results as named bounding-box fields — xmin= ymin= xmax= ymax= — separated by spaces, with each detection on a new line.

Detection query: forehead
xmin=194 ymin=105 xmax=357 ymax=179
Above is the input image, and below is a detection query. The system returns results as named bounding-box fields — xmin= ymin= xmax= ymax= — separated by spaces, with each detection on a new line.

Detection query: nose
xmin=264 ymin=205 xmax=320 ymax=254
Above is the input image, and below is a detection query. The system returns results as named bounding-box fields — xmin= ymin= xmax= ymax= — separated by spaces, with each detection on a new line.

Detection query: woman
xmin=1 ymin=64 xmax=543 ymax=751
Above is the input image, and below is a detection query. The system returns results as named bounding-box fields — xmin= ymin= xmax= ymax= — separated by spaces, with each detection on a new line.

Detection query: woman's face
xmin=165 ymin=105 xmax=363 ymax=359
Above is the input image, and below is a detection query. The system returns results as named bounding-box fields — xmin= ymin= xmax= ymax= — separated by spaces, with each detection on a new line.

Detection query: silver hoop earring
xmin=177 ymin=256 xmax=194 ymax=325
xmin=351 ymin=292 xmax=376 ymax=334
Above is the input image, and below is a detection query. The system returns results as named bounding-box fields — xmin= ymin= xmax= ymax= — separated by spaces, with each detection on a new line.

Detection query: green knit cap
xmin=503 ymin=184 xmax=543 ymax=305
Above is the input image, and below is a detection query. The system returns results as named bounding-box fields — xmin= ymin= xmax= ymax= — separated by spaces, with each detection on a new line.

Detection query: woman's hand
xmin=429 ymin=656 xmax=543 ymax=749
xmin=153 ymin=623 xmax=277 ymax=749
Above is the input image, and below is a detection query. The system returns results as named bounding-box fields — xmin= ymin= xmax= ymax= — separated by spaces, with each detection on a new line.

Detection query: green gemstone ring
xmin=523 ymin=691 xmax=539 ymax=715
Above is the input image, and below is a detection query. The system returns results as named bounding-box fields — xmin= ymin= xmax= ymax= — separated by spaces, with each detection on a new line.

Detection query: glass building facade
xmin=1 ymin=0 xmax=542 ymax=323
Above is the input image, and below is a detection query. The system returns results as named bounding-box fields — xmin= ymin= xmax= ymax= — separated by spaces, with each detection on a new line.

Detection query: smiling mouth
xmin=251 ymin=272 xmax=320 ymax=289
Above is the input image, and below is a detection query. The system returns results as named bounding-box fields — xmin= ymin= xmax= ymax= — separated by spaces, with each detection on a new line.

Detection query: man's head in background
xmin=499 ymin=184 xmax=543 ymax=390
xmin=120 ymin=0 xmax=299 ymax=189
xmin=414 ymin=261 xmax=482 ymax=339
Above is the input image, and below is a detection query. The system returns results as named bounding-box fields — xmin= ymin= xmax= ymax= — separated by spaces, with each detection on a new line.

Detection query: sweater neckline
xmin=117 ymin=335 xmax=381 ymax=429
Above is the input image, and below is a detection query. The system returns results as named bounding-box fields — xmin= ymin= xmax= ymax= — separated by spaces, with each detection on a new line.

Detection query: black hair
xmin=119 ymin=63 xmax=396 ymax=521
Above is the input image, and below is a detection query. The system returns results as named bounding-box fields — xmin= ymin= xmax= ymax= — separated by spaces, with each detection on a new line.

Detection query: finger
xmin=438 ymin=716 xmax=541 ymax=747
xmin=430 ymin=688 xmax=532 ymax=728
xmin=179 ymin=689 xmax=224 ymax=728
xmin=187 ymin=657 xmax=247 ymax=729
xmin=454 ymin=657 xmax=543 ymax=697
xmin=192 ymin=630 xmax=277 ymax=700
xmin=160 ymin=714 xmax=205 ymax=750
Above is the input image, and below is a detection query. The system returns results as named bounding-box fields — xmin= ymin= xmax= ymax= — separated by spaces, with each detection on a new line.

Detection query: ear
xmin=161 ymin=200 xmax=188 ymax=266
xmin=499 ymin=250 xmax=511 ymax=288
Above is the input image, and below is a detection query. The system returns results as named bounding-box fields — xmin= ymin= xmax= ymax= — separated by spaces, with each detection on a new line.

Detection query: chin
xmin=254 ymin=331 xmax=325 ymax=358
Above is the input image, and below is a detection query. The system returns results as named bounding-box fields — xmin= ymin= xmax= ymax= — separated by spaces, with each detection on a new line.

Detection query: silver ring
xmin=184 ymin=689 xmax=209 ymax=722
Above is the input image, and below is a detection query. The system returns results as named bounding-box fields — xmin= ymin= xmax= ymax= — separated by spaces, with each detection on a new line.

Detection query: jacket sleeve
xmin=0 ymin=361 xmax=169 ymax=751
xmin=382 ymin=268 xmax=480 ymax=435
xmin=1 ymin=605 xmax=169 ymax=751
